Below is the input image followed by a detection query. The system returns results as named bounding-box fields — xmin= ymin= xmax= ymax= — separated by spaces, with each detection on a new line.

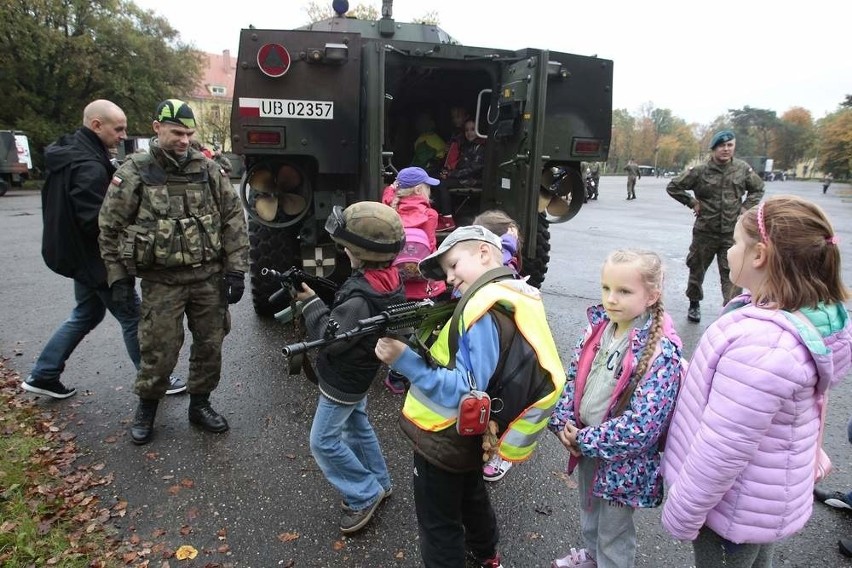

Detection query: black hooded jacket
xmin=41 ymin=128 xmax=116 ymax=288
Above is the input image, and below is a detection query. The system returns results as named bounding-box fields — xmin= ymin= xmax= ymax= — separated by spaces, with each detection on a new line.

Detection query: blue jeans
xmin=30 ymin=279 xmax=140 ymax=381
xmin=309 ymin=394 xmax=391 ymax=511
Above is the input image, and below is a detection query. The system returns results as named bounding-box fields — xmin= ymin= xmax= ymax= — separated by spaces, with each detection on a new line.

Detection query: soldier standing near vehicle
xmin=99 ymin=99 xmax=249 ymax=444
xmin=23 ymin=100 xmax=187 ymax=400
xmin=624 ymin=159 xmax=640 ymax=200
xmin=666 ymin=130 xmax=764 ymax=323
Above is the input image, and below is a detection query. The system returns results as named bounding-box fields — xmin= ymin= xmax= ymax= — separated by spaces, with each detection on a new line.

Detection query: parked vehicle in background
xmin=230 ymin=0 xmax=614 ymax=316
xmin=0 ymin=130 xmax=31 ymax=196
xmin=637 ymin=165 xmax=656 ymax=177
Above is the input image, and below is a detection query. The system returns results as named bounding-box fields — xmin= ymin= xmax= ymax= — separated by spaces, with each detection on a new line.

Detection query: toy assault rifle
xmin=261 ymin=267 xmax=340 ymax=324
xmin=282 ymin=298 xmax=457 ymax=358
xmin=261 ymin=267 xmax=338 ymax=305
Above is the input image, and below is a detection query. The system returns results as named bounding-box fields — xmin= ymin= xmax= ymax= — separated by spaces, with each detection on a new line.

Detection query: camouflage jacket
xmin=624 ymin=164 xmax=641 ymax=179
xmin=98 ymin=142 xmax=248 ymax=286
xmin=666 ymin=157 xmax=764 ymax=234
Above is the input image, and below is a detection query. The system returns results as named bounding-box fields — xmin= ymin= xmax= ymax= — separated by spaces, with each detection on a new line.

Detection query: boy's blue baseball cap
xmin=419 ymin=225 xmax=502 ymax=280
xmin=397 ymin=167 xmax=439 ymax=189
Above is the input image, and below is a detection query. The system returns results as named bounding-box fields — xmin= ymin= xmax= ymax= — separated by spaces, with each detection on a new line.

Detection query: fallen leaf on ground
xmin=278 ymin=531 xmax=299 ymax=542
xmin=175 ymin=545 xmax=198 ymax=560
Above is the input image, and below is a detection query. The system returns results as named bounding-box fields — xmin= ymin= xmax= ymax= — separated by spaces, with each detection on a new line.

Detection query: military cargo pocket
xmin=177 ymin=217 xmax=204 ymax=265
xmin=153 ymin=219 xmax=177 ymax=265
xmin=144 ymin=186 xmax=172 ymax=219
xmin=185 ymin=188 xmax=207 ymax=216
xmin=197 ymin=213 xmax=222 ymax=261
xmin=134 ymin=232 xmax=155 ymax=268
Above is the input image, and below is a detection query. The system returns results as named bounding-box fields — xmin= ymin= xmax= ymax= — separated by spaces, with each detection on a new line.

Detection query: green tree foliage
xmin=770 ymin=108 xmax=815 ymax=170
xmin=841 ymin=95 xmax=852 ymax=108
xmin=304 ymin=1 xmax=437 ymax=25
xmin=0 ymin=0 xmax=202 ymax=168
xmin=817 ymin=109 xmax=852 ymax=178
xmin=305 ymin=1 xmax=379 ymax=22
xmin=412 ymin=11 xmax=440 ymax=25
xmin=729 ymin=106 xmax=779 ymax=156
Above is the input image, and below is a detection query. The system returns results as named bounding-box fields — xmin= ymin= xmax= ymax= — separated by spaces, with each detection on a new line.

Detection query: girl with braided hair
xmin=548 ymin=249 xmax=686 ymax=568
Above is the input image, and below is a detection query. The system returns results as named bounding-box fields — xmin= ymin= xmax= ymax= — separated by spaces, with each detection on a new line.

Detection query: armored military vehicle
xmin=230 ymin=1 xmax=612 ymax=316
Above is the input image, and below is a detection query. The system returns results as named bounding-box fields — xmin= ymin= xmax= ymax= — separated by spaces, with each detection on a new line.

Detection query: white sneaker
xmin=483 ymin=456 xmax=512 ymax=482
xmin=165 ymin=375 xmax=187 ymax=395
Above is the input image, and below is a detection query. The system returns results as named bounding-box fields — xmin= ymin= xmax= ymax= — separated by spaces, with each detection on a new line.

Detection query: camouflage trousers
xmin=626 ymin=177 xmax=637 ymax=198
xmin=135 ymin=274 xmax=231 ymax=399
xmin=685 ymin=229 xmax=741 ymax=304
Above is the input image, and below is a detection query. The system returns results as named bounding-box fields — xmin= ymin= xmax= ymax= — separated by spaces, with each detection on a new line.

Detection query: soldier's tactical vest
xmin=121 ymin=154 xmax=222 ymax=272
xmin=400 ymin=269 xmax=566 ymax=471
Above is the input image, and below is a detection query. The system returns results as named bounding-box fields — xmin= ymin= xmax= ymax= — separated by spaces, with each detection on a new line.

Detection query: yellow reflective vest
xmin=402 ymin=278 xmax=566 ymax=463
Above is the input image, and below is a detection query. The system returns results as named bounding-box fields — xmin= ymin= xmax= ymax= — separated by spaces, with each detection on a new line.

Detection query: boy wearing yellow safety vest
xmin=375 ymin=225 xmax=566 ymax=568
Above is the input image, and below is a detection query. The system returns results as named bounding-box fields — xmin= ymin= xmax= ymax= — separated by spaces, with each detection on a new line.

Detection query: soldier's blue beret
xmin=710 ymin=130 xmax=735 ymax=149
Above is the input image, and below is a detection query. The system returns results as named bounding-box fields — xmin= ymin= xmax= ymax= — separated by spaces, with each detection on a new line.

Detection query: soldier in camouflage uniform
xmin=624 ymin=158 xmax=641 ymax=200
xmin=666 ymin=130 xmax=764 ymax=322
xmin=98 ymin=99 xmax=249 ymax=444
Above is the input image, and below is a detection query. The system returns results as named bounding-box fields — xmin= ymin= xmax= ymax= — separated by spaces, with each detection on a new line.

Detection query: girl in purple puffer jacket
xmin=662 ymin=195 xmax=852 ymax=568
xmin=549 ymin=249 xmax=686 ymax=568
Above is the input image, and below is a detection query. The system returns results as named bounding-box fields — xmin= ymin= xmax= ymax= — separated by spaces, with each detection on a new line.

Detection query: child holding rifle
xmin=375 ymin=225 xmax=566 ymax=568
xmin=294 ymin=201 xmax=406 ymax=534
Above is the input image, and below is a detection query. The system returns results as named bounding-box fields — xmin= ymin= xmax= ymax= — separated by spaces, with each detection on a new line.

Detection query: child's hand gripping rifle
xmin=261 ymin=267 xmax=338 ymax=323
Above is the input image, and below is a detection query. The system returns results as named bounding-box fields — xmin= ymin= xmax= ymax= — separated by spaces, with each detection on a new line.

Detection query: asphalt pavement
xmin=1 ymin=176 xmax=851 ymax=567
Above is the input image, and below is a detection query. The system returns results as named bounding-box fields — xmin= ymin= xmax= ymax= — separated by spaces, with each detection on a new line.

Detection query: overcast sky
xmin=133 ymin=0 xmax=851 ymax=125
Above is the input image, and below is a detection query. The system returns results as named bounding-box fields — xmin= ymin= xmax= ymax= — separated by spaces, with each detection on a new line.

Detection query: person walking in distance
xmin=666 ymin=130 xmax=764 ymax=323
xmin=23 ymin=99 xmax=186 ymax=399
xmin=98 ymin=99 xmax=248 ymax=444
xmin=623 ymin=159 xmax=640 ymax=200
xmin=822 ymin=172 xmax=833 ymax=194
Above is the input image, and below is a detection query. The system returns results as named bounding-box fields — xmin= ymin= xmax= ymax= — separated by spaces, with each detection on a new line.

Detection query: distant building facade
xmin=187 ymin=50 xmax=236 ymax=152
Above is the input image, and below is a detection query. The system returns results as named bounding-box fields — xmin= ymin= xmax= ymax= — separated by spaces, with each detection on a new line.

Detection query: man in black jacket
xmin=23 ymin=100 xmax=187 ymax=399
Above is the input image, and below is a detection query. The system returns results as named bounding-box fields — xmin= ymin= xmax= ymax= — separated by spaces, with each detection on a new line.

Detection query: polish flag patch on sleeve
xmin=111 ymin=175 xmax=123 ymax=186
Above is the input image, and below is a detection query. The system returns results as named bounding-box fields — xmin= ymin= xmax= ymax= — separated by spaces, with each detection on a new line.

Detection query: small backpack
xmin=394 ymin=227 xmax=432 ymax=282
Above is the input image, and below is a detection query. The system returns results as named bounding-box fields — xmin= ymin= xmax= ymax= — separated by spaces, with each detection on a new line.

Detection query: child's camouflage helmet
xmin=324 ymin=202 xmax=404 ymax=262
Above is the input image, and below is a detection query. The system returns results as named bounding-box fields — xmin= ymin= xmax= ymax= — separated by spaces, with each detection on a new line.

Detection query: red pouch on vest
xmin=457 ymin=390 xmax=491 ymax=436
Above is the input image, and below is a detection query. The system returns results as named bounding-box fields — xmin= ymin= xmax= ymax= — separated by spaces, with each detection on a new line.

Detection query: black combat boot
xmin=130 ymin=398 xmax=159 ymax=445
xmin=189 ymin=394 xmax=229 ymax=433
xmin=687 ymin=300 xmax=701 ymax=323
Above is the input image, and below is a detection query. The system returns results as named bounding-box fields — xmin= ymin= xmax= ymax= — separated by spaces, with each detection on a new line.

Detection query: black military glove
xmin=111 ymin=277 xmax=136 ymax=305
xmin=225 ymin=271 xmax=245 ymax=304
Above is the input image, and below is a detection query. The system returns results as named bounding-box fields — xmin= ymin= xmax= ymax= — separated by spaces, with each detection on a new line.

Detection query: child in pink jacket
xmin=661 ymin=195 xmax=852 ymax=568
xmin=381 ymin=167 xmax=447 ymax=394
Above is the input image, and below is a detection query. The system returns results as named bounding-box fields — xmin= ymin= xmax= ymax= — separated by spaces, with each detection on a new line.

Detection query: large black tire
xmin=248 ymin=219 xmax=300 ymax=317
xmin=0 ymin=178 xmax=9 ymax=197
xmin=522 ymin=214 xmax=550 ymax=288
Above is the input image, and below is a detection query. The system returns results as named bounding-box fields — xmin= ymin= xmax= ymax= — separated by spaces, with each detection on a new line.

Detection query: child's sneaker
xmin=383 ymin=370 xmax=408 ymax=395
xmin=340 ymin=489 xmax=385 ymax=534
xmin=482 ymin=455 xmax=512 ymax=482
xmin=552 ymin=547 xmax=597 ymax=568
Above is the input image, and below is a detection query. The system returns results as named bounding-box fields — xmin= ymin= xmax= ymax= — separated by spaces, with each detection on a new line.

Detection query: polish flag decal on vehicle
xmin=238 ymin=98 xmax=262 ymax=118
